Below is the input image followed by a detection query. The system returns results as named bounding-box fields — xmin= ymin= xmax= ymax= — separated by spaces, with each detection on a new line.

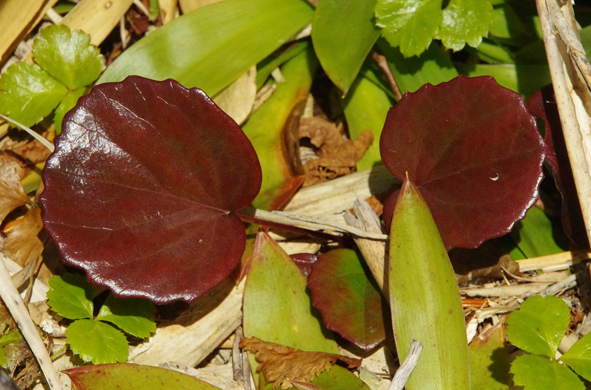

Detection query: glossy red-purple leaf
xmin=40 ymin=76 xmax=262 ymax=303
xmin=380 ymin=76 xmax=545 ymax=250
xmin=307 ymin=249 xmax=387 ymax=351
xmin=527 ymin=87 xmax=587 ymax=247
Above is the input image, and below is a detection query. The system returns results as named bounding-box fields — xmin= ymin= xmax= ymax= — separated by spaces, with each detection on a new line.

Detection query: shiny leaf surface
xmin=506 ymin=296 xmax=570 ymax=358
xmin=307 ymin=249 xmax=387 ymax=350
xmin=41 ymin=76 xmax=262 ymax=303
xmin=65 ymin=363 xmax=220 ymax=390
xmin=389 ymin=178 xmax=470 ymax=390
xmin=511 ymin=354 xmax=584 ymax=390
xmin=560 ymin=333 xmax=591 ymax=381
xmin=312 ymin=0 xmax=380 ymax=93
xmin=98 ymin=0 xmax=313 ymax=96
xmin=381 ymin=76 xmax=545 ymax=249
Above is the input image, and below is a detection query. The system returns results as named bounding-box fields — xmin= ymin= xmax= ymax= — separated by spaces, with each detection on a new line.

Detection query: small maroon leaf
xmin=40 ymin=76 xmax=262 ymax=303
xmin=380 ymin=76 xmax=545 ymax=250
xmin=307 ymin=249 xmax=388 ymax=351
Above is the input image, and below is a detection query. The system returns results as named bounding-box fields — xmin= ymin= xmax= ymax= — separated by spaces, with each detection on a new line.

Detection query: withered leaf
xmin=300 ymin=117 xmax=373 ymax=187
xmin=240 ymin=336 xmax=361 ymax=389
xmin=0 ymin=155 xmax=29 ymax=223
xmin=2 ymin=206 xmax=43 ymax=267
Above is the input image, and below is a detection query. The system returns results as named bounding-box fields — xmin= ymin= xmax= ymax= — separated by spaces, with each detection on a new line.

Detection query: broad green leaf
xmin=307 ymin=249 xmax=388 ymax=350
xmin=65 ymin=363 xmax=220 ymax=390
xmin=33 ymin=25 xmax=104 ymax=90
xmin=468 ymin=324 xmax=511 ymax=390
xmin=510 ymin=205 xmax=568 ymax=258
xmin=389 ymin=178 xmax=470 ymax=390
xmin=559 ymin=333 xmax=591 ymax=381
xmin=511 ymin=354 xmax=584 ymax=390
xmin=243 ymin=232 xmax=338 ymax=352
xmin=437 ymin=0 xmax=493 ymax=51
xmin=312 ymin=0 xmax=381 ymax=93
xmin=98 ymin=0 xmax=314 ymax=96
xmin=244 ymin=232 xmax=351 ymax=389
xmin=244 ymin=47 xmax=317 ymax=210
xmin=342 ymin=62 xmax=393 ymax=169
xmin=47 ymin=274 xmax=94 ymax=320
xmin=53 ymin=87 xmax=86 ymax=135
xmin=378 ymin=39 xmax=458 ymax=94
xmin=256 ymin=40 xmax=309 ymax=89
xmin=0 ymin=62 xmax=67 ymax=127
xmin=305 ymin=366 xmax=370 ymax=390
xmin=506 ymin=296 xmax=570 ymax=358
xmin=489 ymin=3 xmax=528 ymax=39
xmin=0 ymin=330 xmax=22 ymax=367
xmin=375 ymin=0 xmax=442 ymax=57
xmin=66 ymin=319 xmax=128 ymax=364
xmin=456 ymin=63 xmax=551 ymax=99
xmin=96 ymin=294 xmax=156 ymax=338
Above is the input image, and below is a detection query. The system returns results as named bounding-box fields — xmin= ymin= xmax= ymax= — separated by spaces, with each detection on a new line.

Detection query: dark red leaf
xmin=290 ymin=253 xmax=318 ymax=277
xmin=527 ymin=87 xmax=587 ymax=247
xmin=307 ymin=249 xmax=387 ymax=351
xmin=40 ymin=76 xmax=262 ymax=303
xmin=380 ymin=76 xmax=545 ymax=250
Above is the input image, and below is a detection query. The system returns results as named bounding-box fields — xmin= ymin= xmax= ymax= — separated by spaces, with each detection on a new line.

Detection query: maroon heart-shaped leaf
xmin=307 ymin=249 xmax=387 ymax=350
xmin=40 ymin=76 xmax=262 ymax=303
xmin=380 ymin=76 xmax=545 ymax=250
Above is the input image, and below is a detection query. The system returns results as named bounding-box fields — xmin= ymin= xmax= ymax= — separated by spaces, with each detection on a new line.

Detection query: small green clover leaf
xmin=374 ymin=0 xmax=494 ymax=57
xmin=0 ymin=62 xmax=68 ymax=127
xmin=47 ymin=273 xmax=156 ymax=364
xmin=511 ymin=354 xmax=584 ymax=390
xmin=47 ymin=273 xmax=94 ymax=320
xmin=506 ymin=295 xmax=570 ymax=358
xmin=96 ymin=294 xmax=156 ymax=338
xmin=65 ymin=319 xmax=128 ymax=364
xmin=559 ymin=333 xmax=591 ymax=381
xmin=0 ymin=25 xmax=103 ymax=133
xmin=33 ymin=25 xmax=104 ymax=90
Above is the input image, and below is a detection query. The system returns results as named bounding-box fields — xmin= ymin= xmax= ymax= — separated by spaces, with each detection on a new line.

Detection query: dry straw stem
xmin=0 ymin=254 xmax=62 ymax=390
xmin=0 ymin=0 xmax=58 ymax=67
xmin=536 ymin=0 xmax=591 ymax=244
xmin=517 ymin=250 xmax=591 ymax=272
xmin=388 ymin=340 xmax=422 ymax=390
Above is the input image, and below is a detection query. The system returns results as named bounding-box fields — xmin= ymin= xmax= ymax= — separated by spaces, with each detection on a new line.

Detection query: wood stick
xmin=536 ymin=0 xmax=591 ymax=244
xmin=0 ymin=254 xmax=62 ymax=390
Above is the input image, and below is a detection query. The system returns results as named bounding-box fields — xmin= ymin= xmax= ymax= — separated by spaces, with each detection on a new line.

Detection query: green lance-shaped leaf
xmin=243 ymin=232 xmax=369 ymax=390
xmin=66 ymin=319 xmax=128 ymax=364
xmin=389 ymin=177 xmax=470 ymax=390
xmin=33 ymin=25 xmax=104 ymax=90
xmin=96 ymin=294 xmax=156 ymax=338
xmin=506 ymin=295 xmax=570 ymax=358
xmin=510 ymin=205 xmax=568 ymax=258
xmin=98 ymin=0 xmax=313 ymax=96
xmin=65 ymin=363 xmax=221 ymax=390
xmin=47 ymin=273 xmax=94 ymax=320
xmin=342 ymin=62 xmax=393 ymax=169
xmin=244 ymin=45 xmax=317 ymax=210
xmin=560 ymin=332 xmax=591 ymax=381
xmin=0 ymin=62 xmax=67 ymax=127
xmin=54 ymin=87 xmax=86 ymax=135
xmin=311 ymin=0 xmax=381 ymax=94
xmin=511 ymin=354 xmax=584 ymax=390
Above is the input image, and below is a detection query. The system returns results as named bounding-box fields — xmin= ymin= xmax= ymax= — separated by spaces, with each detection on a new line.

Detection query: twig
xmin=536 ymin=0 xmax=591 ymax=244
xmin=389 ymin=340 xmax=422 ymax=390
xmin=372 ymin=52 xmax=402 ymax=101
xmin=238 ymin=206 xmax=388 ymax=240
xmin=0 ymin=254 xmax=62 ymax=390
xmin=517 ymin=250 xmax=591 ymax=272
xmin=233 ymin=327 xmax=244 ymax=387
xmin=344 ymin=199 xmax=388 ymax=294
xmin=0 ymin=114 xmax=54 ymax=152
xmin=538 ymin=274 xmax=577 ymax=297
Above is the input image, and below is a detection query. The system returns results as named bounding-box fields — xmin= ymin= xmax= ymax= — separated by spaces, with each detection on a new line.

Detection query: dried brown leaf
xmin=9 ymin=139 xmax=52 ymax=164
xmin=2 ymin=206 xmax=43 ymax=267
xmin=299 ymin=117 xmax=373 ymax=187
xmin=0 ymin=155 xmax=29 ymax=222
xmin=240 ymin=337 xmax=361 ymax=389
